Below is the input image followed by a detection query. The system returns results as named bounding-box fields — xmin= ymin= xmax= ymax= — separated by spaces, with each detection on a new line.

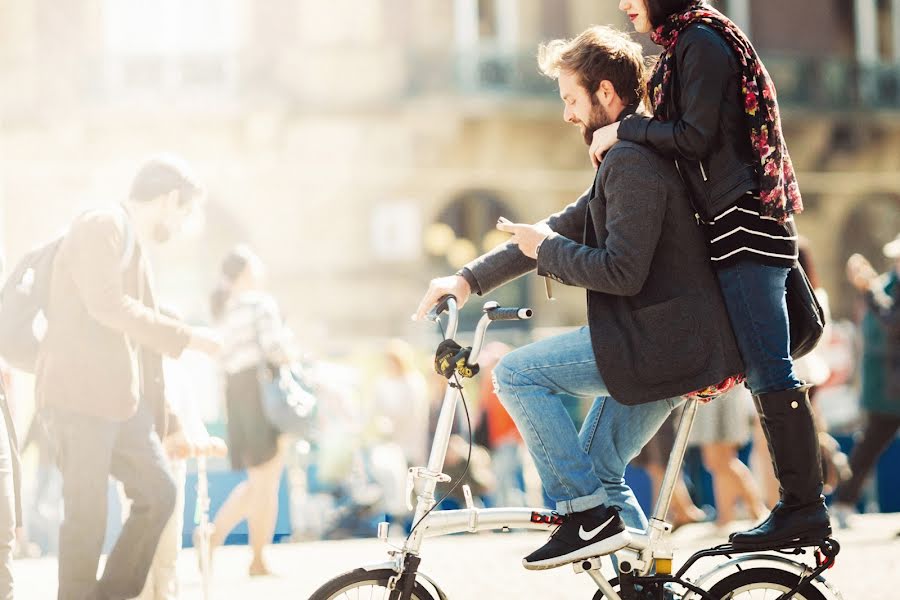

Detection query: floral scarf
xmin=648 ymin=2 xmax=802 ymax=222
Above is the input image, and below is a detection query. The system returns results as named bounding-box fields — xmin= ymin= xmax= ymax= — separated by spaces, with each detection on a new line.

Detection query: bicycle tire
xmin=705 ymin=567 xmax=829 ymax=600
xmin=308 ymin=568 xmax=437 ymax=600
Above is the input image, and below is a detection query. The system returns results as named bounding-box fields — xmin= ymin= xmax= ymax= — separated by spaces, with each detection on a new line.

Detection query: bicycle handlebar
xmin=425 ymin=297 xmax=532 ymax=372
xmin=469 ymin=301 xmax=532 ymax=365
xmin=487 ymin=307 xmax=533 ymax=321
xmin=426 ymin=295 xmax=456 ymax=321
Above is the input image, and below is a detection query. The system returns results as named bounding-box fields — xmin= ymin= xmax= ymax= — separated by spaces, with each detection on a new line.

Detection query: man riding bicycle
xmin=414 ymin=26 xmax=743 ymax=571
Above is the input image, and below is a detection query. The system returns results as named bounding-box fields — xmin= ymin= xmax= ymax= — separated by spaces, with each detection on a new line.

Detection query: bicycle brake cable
xmin=403 ymin=317 xmax=474 ymax=546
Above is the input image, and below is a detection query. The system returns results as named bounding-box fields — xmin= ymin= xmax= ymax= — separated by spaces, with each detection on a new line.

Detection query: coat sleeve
xmin=618 ymin=25 xmax=735 ymax=161
xmin=65 ymin=213 xmax=191 ymax=358
xmin=460 ymin=186 xmax=592 ymax=296
xmin=536 ymin=147 xmax=665 ymax=296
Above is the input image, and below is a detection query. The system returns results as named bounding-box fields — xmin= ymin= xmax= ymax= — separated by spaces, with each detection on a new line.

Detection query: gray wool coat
xmin=461 ymin=139 xmax=744 ymax=406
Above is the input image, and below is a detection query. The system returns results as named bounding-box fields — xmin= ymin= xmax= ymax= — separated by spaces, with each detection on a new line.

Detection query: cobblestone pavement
xmin=18 ymin=512 xmax=899 ymax=599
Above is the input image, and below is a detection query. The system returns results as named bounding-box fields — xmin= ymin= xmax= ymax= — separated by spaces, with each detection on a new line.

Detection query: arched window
xmin=424 ymin=189 xmax=530 ymax=330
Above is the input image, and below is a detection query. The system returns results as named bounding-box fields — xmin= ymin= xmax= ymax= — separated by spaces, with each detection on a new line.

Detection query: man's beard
xmin=152 ymin=222 xmax=174 ymax=244
xmin=580 ymin=99 xmax=613 ymax=145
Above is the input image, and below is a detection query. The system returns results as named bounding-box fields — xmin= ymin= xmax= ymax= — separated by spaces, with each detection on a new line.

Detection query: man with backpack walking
xmin=29 ymin=156 xmax=221 ymax=600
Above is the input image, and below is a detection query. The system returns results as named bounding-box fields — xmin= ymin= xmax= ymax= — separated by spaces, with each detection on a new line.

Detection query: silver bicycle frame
xmin=385 ymin=300 xmax=839 ymax=600
xmin=403 ymin=293 xmax=699 ymax=556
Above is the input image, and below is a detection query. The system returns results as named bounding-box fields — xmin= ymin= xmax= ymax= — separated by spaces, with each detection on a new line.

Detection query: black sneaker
xmin=522 ymin=505 xmax=631 ymax=570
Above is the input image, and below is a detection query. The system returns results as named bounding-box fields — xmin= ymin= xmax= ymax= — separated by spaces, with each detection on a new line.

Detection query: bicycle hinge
xmin=405 ymin=467 xmax=452 ymax=510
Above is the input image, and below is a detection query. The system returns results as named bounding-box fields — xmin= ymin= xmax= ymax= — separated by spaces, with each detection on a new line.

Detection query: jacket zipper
xmin=675 ymin=159 xmax=702 ymax=224
xmin=699 ymin=160 xmax=709 ymax=181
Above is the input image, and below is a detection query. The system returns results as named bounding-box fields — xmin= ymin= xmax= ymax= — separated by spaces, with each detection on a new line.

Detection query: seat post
xmin=651 ymin=399 xmax=699 ymax=523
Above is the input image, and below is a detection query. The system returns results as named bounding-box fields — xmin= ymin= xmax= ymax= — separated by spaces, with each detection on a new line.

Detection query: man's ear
xmin=597 ymin=80 xmax=616 ymax=105
xmin=165 ymin=189 xmax=181 ymax=210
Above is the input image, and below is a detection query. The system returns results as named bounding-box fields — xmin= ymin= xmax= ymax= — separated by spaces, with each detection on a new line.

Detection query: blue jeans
xmin=716 ymin=260 xmax=802 ymax=395
xmin=492 ymin=327 xmax=678 ymax=531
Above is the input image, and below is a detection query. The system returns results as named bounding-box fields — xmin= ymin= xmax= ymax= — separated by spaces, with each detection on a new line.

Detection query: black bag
xmin=786 ymin=262 xmax=825 ymax=359
xmin=0 ymin=239 xmax=64 ymax=372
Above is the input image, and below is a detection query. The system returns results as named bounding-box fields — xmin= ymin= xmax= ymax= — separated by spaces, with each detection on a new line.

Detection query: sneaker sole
xmin=730 ymin=526 xmax=833 ymax=550
xmin=522 ymin=530 xmax=632 ymax=571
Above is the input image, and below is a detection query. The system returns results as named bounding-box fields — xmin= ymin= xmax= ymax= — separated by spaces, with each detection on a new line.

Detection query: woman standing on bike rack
xmin=589 ymin=0 xmax=831 ymax=548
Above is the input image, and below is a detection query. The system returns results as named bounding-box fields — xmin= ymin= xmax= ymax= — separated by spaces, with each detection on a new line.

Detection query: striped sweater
xmin=219 ymin=291 xmax=291 ymax=375
xmin=706 ymin=191 xmax=798 ymax=268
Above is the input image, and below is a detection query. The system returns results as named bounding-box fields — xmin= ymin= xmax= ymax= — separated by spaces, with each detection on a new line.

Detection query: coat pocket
xmin=628 ymin=295 xmax=711 ymax=386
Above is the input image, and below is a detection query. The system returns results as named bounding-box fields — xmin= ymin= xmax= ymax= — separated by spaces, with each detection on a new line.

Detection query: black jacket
xmin=618 ymin=23 xmax=757 ymax=220
xmin=461 ymin=138 xmax=743 ymax=405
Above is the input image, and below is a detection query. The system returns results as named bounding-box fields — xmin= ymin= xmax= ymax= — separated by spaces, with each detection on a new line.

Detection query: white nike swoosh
xmin=578 ymin=514 xmax=616 ymax=541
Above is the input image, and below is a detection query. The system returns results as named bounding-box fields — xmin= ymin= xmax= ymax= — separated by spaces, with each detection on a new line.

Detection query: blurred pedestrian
xmin=0 ymin=375 xmax=19 ymax=600
xmin=631 ymin=408 xmax=709 ymax=529
xmin=209 ymin=245 xmax=292 ymax=577
xmin=690 ymin=386 xmax=767 ymax=530
xmin=20 ymin=410 xmax=59 ymax=556
xmin=833 ymin=236 xmax=900 ymax=527
xmin=477 ymin=342 xmax=526 ymax=508
xmin=368 ymin=339 xmax=428 ymax=522
xmin=36 ymin=155 xmax=222 ymax=600
xmin=371 ymin=339 xmax=429 ymax=469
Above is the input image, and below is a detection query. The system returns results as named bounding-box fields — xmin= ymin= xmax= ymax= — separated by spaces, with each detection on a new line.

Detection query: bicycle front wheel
xmin=309 ymin=568 xmax=437 ymax=600
xmin=705 ymin=567 xmax=829 ymax=600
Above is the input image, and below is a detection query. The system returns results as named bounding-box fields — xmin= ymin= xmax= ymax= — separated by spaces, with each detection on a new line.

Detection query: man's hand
xmin=496 ymin=218 xmax=552 ymax=260
xmin=188 ymin=327 xmax=223 ymax=356
xmin=847 ymin=253 xmax=878 ymax=292
xmin=163 ymin=430 xmax=195 ymax=460
xmin=194 ymin=436 xmax=229 ymax=458
xmin=589 ymin=122 xmax=621 ymax=169
xmin=413 ymin=275 xmax=472 ymax=322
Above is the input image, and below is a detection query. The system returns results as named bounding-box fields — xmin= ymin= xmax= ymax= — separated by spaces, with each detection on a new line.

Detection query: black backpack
xmin=0 ymin=210 xmax=134 ymax=373
xmin=0 ymin=239 xmax=65 ymax=372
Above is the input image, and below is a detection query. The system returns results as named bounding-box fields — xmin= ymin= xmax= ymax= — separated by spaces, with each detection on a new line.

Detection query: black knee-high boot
xmin=730 ymin=388 xmax=832 ymax=547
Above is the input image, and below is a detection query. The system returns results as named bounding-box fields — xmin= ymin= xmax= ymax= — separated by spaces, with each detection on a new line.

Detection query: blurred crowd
xmin=0 ymin=156 xmax=896 ymax=600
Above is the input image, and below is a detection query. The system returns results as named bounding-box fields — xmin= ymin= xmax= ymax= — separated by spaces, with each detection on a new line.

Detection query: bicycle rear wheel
xmin=705 ymin=567 xmax=829 ymax=600
xmin=309 ymin=568 xmax=437 ymax=600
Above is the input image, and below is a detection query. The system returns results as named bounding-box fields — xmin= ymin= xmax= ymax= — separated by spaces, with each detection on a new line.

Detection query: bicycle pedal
xmin=572 ymin=556 xmax=604 ymax=574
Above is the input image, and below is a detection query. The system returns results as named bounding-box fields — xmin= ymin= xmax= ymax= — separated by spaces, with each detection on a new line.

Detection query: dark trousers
xmin=48 ymin=403 xmax=176 ymax=600
xmin=834 ymin=412 xmax=900 ymax=506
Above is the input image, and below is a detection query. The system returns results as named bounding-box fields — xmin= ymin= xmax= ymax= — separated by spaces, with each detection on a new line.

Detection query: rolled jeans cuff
xmin=556 ymin=488 xmax=607 ymax=516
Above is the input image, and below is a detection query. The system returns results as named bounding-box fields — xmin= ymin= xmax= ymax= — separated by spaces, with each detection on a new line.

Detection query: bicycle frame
xmin=374 ymin=299 xmax=841 ymax=600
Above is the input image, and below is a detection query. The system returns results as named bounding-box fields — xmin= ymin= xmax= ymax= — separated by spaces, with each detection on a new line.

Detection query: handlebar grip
xmin=426 ymin=295 xmax=456 ymax=321
xmin=487 ymin=307 xmax=533 ymax=321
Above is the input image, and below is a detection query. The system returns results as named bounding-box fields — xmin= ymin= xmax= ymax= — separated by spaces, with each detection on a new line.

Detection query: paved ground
xmin=17 ymin=512 xmax=899 ymax=599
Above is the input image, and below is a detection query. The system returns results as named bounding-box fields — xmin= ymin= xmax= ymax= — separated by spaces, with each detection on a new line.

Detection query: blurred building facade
xmin=0 ymin=0 xmax=898 ymax=345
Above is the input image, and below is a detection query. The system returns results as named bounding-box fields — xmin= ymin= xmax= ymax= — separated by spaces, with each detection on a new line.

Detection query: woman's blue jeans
xmin=715 ymin=260 xmax=803 ymax=395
